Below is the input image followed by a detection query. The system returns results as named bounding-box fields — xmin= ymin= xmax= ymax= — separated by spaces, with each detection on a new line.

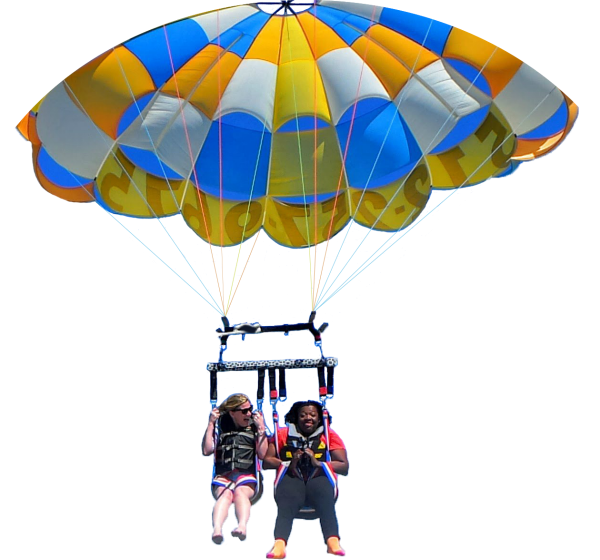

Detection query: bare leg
xmin=212 ymin=487 xmax=234 ymax=543
xmin=231 ymin=484 xmax=255 ymax=539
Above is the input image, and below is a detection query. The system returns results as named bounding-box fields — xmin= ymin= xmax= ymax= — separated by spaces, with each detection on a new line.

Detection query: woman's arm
xmin=303 ymin=447 xmax=349 ymax=475
xmin=329 ymin=448 xmax=349 ymax=476
xmin=202 ymin=408 xmax=220 ymax=456
xmin=261 ymin=441 xmax=283 ymax=469
xmin=253 ymin=412 xmax=269 ymax=460
xmin=256 ymin=430 xmax=269 ymax=460
xmin=263 ymin=441 xmax=303 ymax=472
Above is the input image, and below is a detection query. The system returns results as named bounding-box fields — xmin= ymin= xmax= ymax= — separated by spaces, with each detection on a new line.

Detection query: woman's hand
xmin=290 ymin=449 xmax=322 ymax=469
xmin=209 ymin=408 xmax=220 ymax=425
xmin=302 ymin=448 xmax=323 ymax=468
xmin=290 ymin=449 xmax=304 ymax=468
xmin=252 ymin=411 xmax=266 ymax=432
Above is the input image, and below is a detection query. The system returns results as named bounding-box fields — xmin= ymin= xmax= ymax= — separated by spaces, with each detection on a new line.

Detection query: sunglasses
xmin=233 ymin=406 xmax=253 ymax=415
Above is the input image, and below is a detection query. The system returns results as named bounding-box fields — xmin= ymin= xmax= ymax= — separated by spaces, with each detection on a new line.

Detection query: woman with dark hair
xmin=263 ymin=400 xmax=349 ymax=558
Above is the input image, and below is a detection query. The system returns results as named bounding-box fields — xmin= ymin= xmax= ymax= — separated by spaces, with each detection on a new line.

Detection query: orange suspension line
xmin=314 ymin=6 xmax=378 ymax=304
xmin=163 ymin=24 xmax=225 ymax=311
xmin=225 ymin=230 xmax=263 ymax=316
xmin=217 ymin=11 xmax=226 ymax=311
xmin=312 ymin=3 xmax=319 ymax=310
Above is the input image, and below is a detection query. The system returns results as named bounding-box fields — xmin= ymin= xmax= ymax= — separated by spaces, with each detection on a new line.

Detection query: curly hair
xmin=284 ymin=400 xmax=332 ymax=427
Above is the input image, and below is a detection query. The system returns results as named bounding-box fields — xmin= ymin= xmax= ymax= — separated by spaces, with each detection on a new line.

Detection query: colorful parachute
xmin=18 ymin=1 xmax=577 ymax=252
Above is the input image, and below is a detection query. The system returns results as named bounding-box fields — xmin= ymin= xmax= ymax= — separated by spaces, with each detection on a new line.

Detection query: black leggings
xmin=274 ymin=475 xmax=339 ymax=543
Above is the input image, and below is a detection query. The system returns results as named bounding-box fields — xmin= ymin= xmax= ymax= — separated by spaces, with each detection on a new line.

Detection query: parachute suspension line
xmin=226 ymin=12 xmax=291 ymax=314
xmin=315 ymin=85 xmax=557 ymax=310
xmin=225 ymin=230 xmax=263 ymax=316
xmin=217 ymin=10 xmax=227 ymax=316
xmin=55 ymin=91 xmax=219 ymax=313
xmin=225 ymin=125 xmax=269 ymax=314
xmin=95 ymin=202 xmax=224 ymax=314
xmin=314 ymin=19 xmax=435 ymax=307
xmin=309 ymin=0 xmax=326 ymax=311
xmin=161 ymin=26 xmax=226 ymax=313
xmin=315 ymin=40 xmax=500 ymax=309
xmin=60 ymin=159 xmax=222 ymax=313
xmin=313 ymin=5 xmax=379 ymax=305
xmin=112 ymin=44 xmax=223 ymax=313
xmin=111 ymin=53 xmax=178 ymax=207
xmin=217 ymin=11 xmax=226 ymax=312
xmin=286 ymin=15 xmax=316 ymax=309
xmin=62 ymin=77 xmax=224 ymax=315
xmin=315 ymin=132 xmax=514 ymax=309
xmin=226 ymin=19 xmax=283 ymax=316
xmin=312 ymin=3 xmax=319 ymax=310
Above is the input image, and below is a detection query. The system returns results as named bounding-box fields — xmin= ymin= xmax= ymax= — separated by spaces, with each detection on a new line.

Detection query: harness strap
xmin=322 ymin=408 xmax=332 ymax=463
xmin=211 ymin=419 xmax=263 ymax=501
xmin=257 ymin=368 xmax=266 ymax=411
xmin=317 ymin=366 xmax=327 ymax=398
xmin=268 ymin=368 xmax=278 ymax=402
xmin=272 ymin=420 xmax=338 ymax=498
xmin=326 ymin=366 xmax=334 ymax=398
xmin=211 ymin=418 xmax=219 ymax=480
xmin=278 ymin=368 xmax=287 ymax=401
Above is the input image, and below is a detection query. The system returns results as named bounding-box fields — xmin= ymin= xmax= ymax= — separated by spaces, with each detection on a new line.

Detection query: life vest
xmin=280 ymin=424 xmax=328 ymax=463
xmin=215 ymin=425 xmax=256 ymax=475
xmin=274 ymin=424 xmax=338 ymax=492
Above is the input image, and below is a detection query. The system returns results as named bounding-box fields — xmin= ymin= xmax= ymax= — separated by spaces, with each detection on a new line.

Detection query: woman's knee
xmin=233 ymin=484 xmax=255 ymax=501
xmin=276 ymin=475 xmax=300 ymax=492
xmin=213 ymin=487 xmax=234 ymax=505
xmin=275 ymin=479 xmax=306 ymax=508
xmin=306 ymin=478 xmax=335 ymax=507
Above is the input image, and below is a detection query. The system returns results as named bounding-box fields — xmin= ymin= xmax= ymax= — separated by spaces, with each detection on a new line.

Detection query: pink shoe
xmin=327 ymin=536 xmax=345 ymax=556
xmin=266 ymin=539 xmax=286 ymax=559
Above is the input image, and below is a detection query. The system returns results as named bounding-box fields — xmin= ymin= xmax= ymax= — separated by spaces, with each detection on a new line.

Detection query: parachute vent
xmin=256 ymin=0 xmax=314 ymax=16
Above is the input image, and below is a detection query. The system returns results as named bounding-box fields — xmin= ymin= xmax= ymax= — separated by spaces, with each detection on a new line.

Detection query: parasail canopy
xmin=17 ymin=0 xmax=577 ymax=313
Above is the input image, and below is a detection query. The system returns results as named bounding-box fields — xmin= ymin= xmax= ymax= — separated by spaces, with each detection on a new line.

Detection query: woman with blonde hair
xmin=202 ymin=393 xmax=268 ymax=544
